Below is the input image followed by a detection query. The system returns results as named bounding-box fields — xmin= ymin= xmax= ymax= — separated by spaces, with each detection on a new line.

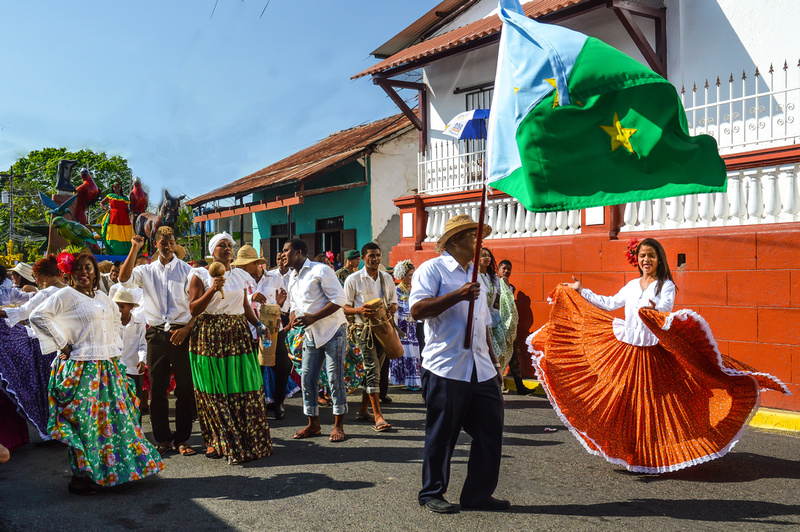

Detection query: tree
xmin=0 ymin=148 xmax=134 ymax=259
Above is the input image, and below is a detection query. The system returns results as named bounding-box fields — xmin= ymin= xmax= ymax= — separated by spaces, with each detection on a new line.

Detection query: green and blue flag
xmin=486 ymin=0 xmax=726 ymax=212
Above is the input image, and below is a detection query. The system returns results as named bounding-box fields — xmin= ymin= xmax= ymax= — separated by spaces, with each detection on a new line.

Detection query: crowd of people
xmin=0 ymin=216 xmax=789 ymax=512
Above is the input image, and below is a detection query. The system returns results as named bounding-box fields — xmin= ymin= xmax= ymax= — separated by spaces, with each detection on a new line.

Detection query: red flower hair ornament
xmin=56 ymin=252 xmax=75 ymax=275
xmin=624 ymin=238 xmax=641 ymax=267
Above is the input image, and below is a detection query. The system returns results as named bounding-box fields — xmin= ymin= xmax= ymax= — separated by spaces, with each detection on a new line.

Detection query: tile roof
xmin=353 ymin=0 xmax=590 ymax=80
xmin=187 ymin=113 xmax=414 ymax=206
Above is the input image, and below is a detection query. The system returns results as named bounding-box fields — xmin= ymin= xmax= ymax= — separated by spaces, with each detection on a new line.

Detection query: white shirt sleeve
xmin=409 ymin=262 xmax=438 ymax=309
xmin=654 ymin=280 xmax=676 ymax=312
xmin=384 ymin=272 xmax=398 ymax=306
xmin=581 ymin=284 xmax=628 ymax=311
xmin=343 ymin=273 xmax=357 ymax=306
xmin=121 ymin=264 xmax=144 ymax=289
xmin=136 ymin=320 xmax=147 ymax=364
xmin=29 ymin=292 xmax=69 ymax=354
xmin=320 ymin=266 xmax=348 ymax=307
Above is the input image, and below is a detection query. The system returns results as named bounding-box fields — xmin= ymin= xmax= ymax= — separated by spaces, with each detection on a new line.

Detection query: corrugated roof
xmin=188 ymin=113 xmax=414 ymax=207
xmin=353 ymin=0 xmax=590 ymax=80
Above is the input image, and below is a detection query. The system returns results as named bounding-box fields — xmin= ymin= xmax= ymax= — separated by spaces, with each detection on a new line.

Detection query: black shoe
xmin=461 ymin=497 xmax=511 ymax=511
xmin=274 ymin=404 xmax=285 ymax=420
xmin=421 ymin=498 xmax=458 ymax=514
xmin=380 ymin=395 xmax=392 ymax=404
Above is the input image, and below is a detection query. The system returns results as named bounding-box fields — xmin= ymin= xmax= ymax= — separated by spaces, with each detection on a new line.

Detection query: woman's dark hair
xmin=33 ymin=254 xmax=60 ymax=278
xmin=481 ymin=247 xmax=498 ymax=282
xmin=0 ymin=264 xmax=6 ymax=283
xmin=636 ymin=238 xmax=674 ymax=295
xmin=15 ymin=272 xmax=37 ymax=288
xmin=70 ymin=252 xmax=101 ymax=291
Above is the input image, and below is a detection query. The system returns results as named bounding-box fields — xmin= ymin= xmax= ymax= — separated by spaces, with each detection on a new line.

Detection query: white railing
xmin=620 ymin=163 xmax=800 ymax=231
xmin=682 ymin=61 xmax=800 ymax=153
xmin=424 ymin=197 xmax=581 ymax=241
xmin=418 ymin=138 xmax=485 ymax=195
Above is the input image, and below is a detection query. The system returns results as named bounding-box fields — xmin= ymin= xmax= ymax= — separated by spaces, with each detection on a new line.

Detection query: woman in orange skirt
xmin=530 ymin=237 xmax=789 ymax=474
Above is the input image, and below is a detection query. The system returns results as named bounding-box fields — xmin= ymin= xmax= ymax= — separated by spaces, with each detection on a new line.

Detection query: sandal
xmin=372 ymin=422 xmax=392 ymax=432
xmin=176 ymin=443 xmax=197 ymax=456
xmin=205 ymin=449 xmax=222 ymax=459
xmin=68 ymin=480 xmax=97 ymax=496
xmin=156 ymin=442 xmax=173 ymax=456
xmin=293 ymin=427 xmax=322 ymax=439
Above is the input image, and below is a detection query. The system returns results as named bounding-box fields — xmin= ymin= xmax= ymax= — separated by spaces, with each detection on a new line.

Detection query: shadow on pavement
xmin=509 ymin=498 xmax=800 ymax=525
xmin=625 ymin=452 xmax=800 ymax=484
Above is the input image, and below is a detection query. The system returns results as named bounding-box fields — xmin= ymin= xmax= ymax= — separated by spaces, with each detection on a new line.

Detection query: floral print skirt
xmin=189 ymin=314 xmax=272 ymax=463
xmin=287 ymin=326 xmax=365 ymax=394
xmin=48 ymin=358 xmax=164 ymax=485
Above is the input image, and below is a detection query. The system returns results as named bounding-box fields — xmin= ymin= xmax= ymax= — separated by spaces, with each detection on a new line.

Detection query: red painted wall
xmin=391 ymin=224 xmax=800 ymax=412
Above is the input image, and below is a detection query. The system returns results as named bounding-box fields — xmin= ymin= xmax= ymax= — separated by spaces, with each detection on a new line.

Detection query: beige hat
xmin=12 ymin=262 xmax=35 ymax=284
xmin=232 ymin=244 xmax=267 ymax=266
xmin=434 ymin=215 xmax=492 ymax=254
xmin=112 ymin=288 xmax=139 ymax=307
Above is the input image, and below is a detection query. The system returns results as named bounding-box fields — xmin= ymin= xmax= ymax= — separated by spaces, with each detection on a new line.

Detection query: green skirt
xmin=189 ymin=313 xmax=272 ymax=462
xmin=48 ymin=358 xmax=164 ymax=486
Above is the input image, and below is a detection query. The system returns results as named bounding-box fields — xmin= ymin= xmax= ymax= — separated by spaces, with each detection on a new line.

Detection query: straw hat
xmin=112 ymin=288 xmax=139 ymax=307
xmin=12 ymin=262 xmax=35 ymax=283
xmin=232 ymin=244 xmax=267 ymax=266
xmin=434 ymin=215 xmax=492 ymax=254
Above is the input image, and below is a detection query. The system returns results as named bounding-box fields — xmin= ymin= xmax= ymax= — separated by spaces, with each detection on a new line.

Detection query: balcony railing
xmin=620 ymin=163 xmax=800 ymax=232
xmin=682 ymin=61 xmax=800 ymax=153
xmin=424 ymin=197 xmax=581 ymax=241
xmin=418 ymin=138 xmax=486 ymax=195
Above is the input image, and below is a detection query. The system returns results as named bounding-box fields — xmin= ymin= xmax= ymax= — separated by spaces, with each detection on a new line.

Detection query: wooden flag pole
xmin=463 ymin=180 xmax=488 ymax=349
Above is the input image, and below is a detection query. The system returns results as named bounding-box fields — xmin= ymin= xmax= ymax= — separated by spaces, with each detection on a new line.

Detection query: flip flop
xmin=293 ymin=428 xmax=322 ymax=439
xmin=156 ymin=443 xmax=174 ymax=456
xmin=372 ymin=422 xmax=392 ymax=432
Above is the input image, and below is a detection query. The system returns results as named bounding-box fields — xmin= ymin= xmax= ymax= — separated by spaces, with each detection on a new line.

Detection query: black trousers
xmin=379 ymin=353 xmax=390 ymax=399
xmin=272 ymin=329 xmax=291 ymax=406
xmin=145 ymin=325 xmax=195 ymax=444
xmin=418 ymin=368 xmax=504 ymax=506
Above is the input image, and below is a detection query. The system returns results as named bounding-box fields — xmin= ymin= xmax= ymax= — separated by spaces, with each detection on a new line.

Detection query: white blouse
xmin=581 ymin=278 xmax=676 ymax=347
xmin=4 ymin=285 xmax=65 ymax=327
xmin=189 ymin=266 xmax=249 ymax=315
xmin=29 ymin=287 xmax=123 ymax=360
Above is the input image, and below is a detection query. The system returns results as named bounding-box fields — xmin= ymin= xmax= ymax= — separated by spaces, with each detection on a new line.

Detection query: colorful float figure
xmin=99 ymin=180 xmax=133 ymax=255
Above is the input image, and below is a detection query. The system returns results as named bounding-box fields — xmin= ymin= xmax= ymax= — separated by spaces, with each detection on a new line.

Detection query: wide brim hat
xmin=112 ymin=289 xmax=139 ymax=307
xmin=12 ymin=262 xmax=35 ymax=283
xmin=434 ymin=214 xmax=491 ymax=254
xmin=232 ymin=243 xmax=267 ymax=266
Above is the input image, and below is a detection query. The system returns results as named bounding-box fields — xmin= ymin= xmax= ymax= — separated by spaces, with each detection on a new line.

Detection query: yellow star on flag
xmin=600 ymin=112 xmax=637 ymax=153
xmin=545 ymin=78 xmax=559 ymax=108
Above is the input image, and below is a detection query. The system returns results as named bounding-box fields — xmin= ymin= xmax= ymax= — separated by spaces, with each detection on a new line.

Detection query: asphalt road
xmin=2 ymin=387 xmax=799 ymax=531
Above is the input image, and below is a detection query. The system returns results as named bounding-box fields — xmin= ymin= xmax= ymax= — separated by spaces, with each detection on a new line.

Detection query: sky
xmin=0 ymin=0 xmax=433 ymax=204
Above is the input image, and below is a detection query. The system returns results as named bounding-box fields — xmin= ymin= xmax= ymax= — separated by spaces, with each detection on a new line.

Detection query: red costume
xmin=73 ymin=169 xmax=99 ymax=226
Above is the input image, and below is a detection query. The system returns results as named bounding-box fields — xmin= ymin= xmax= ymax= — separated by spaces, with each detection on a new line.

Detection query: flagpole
xmin=463 ymin=176 xmax=487 ymax=350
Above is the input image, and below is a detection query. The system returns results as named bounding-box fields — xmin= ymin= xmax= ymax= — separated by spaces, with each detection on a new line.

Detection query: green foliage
xmin=1 ymin=147 xmax=134 ymax=257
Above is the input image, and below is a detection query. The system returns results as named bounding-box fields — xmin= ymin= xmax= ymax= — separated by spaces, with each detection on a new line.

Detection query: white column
xmin=778 ymin=164 xmax=799 ymax=221
xmin=471 ymin=203 xmax=480 ymax=224
xmin=761 ymin=167 xmax=781 ymax=221
xmin=495 ymin=200 xmax=507 ymax=238
xmin=714 ymin=190 xmax=730 ymax=224
xmin=666 ymin=196 xmax=684 ymax=229
xmin=424 ymin=207 xmax=436 ymax=242
xmin=653 ymin=198 xmax=667 ymax=226
xmin=745 ymin=169 xmax=763 ymax=221
xmin=486 ymin=202 xmax=498 ymax=239
xmin=524 ymin=209 xmax=535 ymax=236
xmin=637 ymin=200 xmax=652 ymax=229
xmin=623 ymin=202 xmax=638 ymax=231
xmin=568 ymin=210 xmax=581 ymax=233
xmin=698 ymin=193 xmax=715 ymax=226
xmin=545 ymin=211 xmax=557 ymax=234
xmin=556 ymin=210 xmax=569 ymax=234
xmin=684 ymin=194 xmax=699 ymax=226
xmin=535 ymin=212 xmax=546 ymax=233
xmin=515 ymin=203 xmax=526 ymax=237
xmin=727 ymin=171 xmax=745 ymax=224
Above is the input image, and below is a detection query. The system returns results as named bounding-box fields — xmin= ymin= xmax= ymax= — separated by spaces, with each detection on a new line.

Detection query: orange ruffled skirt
xmin=530 ymin=285 xmax=789 ymax=474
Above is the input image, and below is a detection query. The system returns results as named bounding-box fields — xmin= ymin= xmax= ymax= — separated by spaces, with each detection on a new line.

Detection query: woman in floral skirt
xmin=388 ymin=260 xmax=422 ymax=390
xmin=29 ymin=251 xmax=164 ymax=495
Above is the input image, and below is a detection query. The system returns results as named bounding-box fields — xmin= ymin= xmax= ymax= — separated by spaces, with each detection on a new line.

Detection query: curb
xmin=508 ymin=379 xmax=800 ymax=436
xmin=749 ymin=407 xmax=800 ymax=436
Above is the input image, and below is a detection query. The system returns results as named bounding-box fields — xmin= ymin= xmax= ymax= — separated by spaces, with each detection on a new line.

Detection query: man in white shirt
xmin=283 ymin=238 xmax=349 ymax=443
xmin=343 ymin=242 xmax=398 ymax=432
xmin=119 ymin=227 xmax=197 ymax=457
xmin=410 ymin=215 xmax=508 ymax=514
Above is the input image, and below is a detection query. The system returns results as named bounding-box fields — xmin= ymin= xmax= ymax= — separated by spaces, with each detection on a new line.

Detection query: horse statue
xmin=135 ymin=189 xmax=185 ymax=252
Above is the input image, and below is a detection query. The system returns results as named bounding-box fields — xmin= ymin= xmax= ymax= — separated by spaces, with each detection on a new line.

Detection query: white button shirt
xmin=409 ymin=252 xmax=495 ymax=383
xmin=287 ymin=259 xmax=347 ymax=347
xmin=245 ymin=269 xmax=283 ymax=338
xmin=3 ymin=285 xmax=64 ymax=327
xmin=29 ymin=287 xmax=122 ymax=360
xmin=343 ymin=267 xmax=398 ymax=325
xmin=119 ymin=312 xmax=147 ymax=375
xmin=122 ymin=256 xmax=193 ymax=327
xmin=268 ymin=268 xmax=291 ymax=313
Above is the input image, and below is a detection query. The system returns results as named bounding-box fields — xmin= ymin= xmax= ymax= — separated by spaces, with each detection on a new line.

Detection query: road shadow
xmin=510 ymin=498 xmax=800 ymax=525
xmin=625 ymin=452 xmax=800 ymax=484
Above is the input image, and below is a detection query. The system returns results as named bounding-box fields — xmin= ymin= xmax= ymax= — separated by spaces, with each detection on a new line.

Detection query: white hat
xmin=111 ymin=288 xmax=139 ymax=307
xmin=208 ymin=232 xmax=234 ymax=256
xmin=12 ymin=262 xmax=35 ymax=283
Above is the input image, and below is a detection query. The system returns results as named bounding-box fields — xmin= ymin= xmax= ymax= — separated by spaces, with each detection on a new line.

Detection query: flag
xmin=443 ymin=109 xmax=490 ymax=140
xmin=486 ymin=0 xmax=726 ymax=212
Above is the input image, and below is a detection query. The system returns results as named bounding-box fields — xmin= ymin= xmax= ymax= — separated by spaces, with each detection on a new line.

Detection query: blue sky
xmin=0 ymin=1 xmax=432 ymax=202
